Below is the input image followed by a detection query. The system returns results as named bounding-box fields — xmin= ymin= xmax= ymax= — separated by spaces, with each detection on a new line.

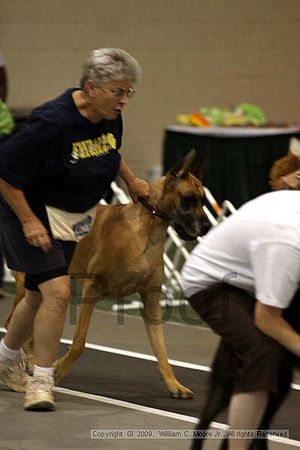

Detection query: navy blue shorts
xmin=0 ymin=197 xmax=76 ymax=290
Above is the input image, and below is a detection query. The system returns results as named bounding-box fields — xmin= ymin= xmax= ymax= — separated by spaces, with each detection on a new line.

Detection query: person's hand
xmin=127 ymin=176 xmax=150 ymax=203
xmin=22 ymin=218 xmax=52 ymax=253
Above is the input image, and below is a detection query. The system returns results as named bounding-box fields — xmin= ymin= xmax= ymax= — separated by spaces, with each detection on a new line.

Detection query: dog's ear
xmin=192 ymin=151 xmax=205 ymax=180
xmin=169 ymin=149 xmax=196 ymax=178
xmin=289 ymin=138 xmax=300 ymax=159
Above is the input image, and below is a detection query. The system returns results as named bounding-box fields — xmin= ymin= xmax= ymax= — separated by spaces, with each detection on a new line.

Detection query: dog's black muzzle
xmin=173 ymin=217 xmax=211 ymax=241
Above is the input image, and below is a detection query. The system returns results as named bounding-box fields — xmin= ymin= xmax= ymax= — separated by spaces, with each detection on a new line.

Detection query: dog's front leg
xmin=139 ymin=288 xmax=193 ymax=399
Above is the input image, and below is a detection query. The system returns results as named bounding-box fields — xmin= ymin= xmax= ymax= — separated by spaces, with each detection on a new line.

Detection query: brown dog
xmin=191 ymin=137 xmax=300 ymax=449
xmin=269 ymin=137 xmax=300 ymax=190
xmin=7 ymin=149 xmax=210 ymax=399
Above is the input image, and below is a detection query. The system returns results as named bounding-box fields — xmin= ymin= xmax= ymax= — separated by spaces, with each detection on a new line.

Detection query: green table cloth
xmin=163 ymin=125 xmax=300 ymax=208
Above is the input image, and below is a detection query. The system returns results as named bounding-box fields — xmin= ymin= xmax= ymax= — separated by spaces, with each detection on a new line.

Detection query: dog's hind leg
xmin=246 ymin=356 xmax=293 ymax=450
xmin=191 ymin=341 xmax=235 ymax=450
xmin=139 ymin=288 xmax=193 ymax=399
xmin=191 ymin=381 xmax=231 ymax=450
xmin=54 ymin=278 xmax=101 ymax=383
xmin=192 ymin=345 xmax=293 ymax=450
xmin=4 ymin=271 xmax=26 ymax=329
xmin=5 ymin=272 xmax=35 ymax=373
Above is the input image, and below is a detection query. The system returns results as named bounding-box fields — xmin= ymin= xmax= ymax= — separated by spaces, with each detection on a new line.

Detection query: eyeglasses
xmin=98 ymin=86 xmax=135 ymax=99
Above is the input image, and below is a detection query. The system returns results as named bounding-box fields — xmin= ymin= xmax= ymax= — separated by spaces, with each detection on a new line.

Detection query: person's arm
xmin=118 ymin=157 xmax=150 ymax=203
xmin=254 ymin=300 xmax=300 ymax=357
xmin=0 ymin=178 xmax=51 ymax=252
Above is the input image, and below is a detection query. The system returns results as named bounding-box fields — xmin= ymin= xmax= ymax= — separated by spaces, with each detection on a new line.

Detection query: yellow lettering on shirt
xmin=71 ymin=133 xmax=117 ymax=161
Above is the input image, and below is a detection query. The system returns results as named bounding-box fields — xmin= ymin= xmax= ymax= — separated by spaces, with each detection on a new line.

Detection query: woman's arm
xmin=118 ymin=158 xmax=149 ymax=203
xmin=0 ymin=178 xmax=51 ymax=252
xmin=255 ymin=300 xmax=300 ymax=357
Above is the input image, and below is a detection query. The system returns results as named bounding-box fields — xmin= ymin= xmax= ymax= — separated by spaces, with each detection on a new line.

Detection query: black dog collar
xmin=138 ymin=197 xmax=169 ymax=222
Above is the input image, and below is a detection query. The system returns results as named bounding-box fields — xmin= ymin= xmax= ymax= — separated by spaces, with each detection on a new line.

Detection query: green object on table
xmin=0 ymin=99 xmax=14 ymax=136
xmin=235 ymin=103 xmax=266 ymax=126
xmin=199 ymin=107 xmax=230 ymax=126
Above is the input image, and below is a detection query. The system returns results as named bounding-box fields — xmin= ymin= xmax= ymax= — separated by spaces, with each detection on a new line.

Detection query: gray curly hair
xmin=80 ymin=48 xmax=142 ymax=91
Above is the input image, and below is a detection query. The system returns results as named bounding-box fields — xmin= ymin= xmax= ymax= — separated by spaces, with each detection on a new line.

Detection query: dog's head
xmin=161 ymin=149 xmax=211 ymax=240
xmin=270 ymin=138 xmax=300 ymax=190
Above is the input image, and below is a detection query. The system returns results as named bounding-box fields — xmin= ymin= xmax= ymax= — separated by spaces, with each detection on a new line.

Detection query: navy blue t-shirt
xmin=0 ymin=88 xmax=122 ymax=213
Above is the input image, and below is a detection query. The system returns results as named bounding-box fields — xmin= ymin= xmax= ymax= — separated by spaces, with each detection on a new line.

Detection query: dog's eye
xmin=181 ymin=194 xmax=202 ymax=209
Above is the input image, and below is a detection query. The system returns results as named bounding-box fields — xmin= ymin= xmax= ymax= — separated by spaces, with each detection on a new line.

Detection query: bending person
xmin=0 ymin=48 xmax=149 ymax=411
xmin=181 ymin=189 xmax=300 ymax=450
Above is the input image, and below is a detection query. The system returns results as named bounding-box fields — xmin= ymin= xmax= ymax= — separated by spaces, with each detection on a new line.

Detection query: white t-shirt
xmin=181 ymin=191 xmax=300 ymax=309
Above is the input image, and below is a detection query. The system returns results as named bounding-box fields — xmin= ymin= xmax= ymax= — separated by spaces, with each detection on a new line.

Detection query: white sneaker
xmin=24 ymin=375 xmax=55 ymax=411
xmin=0 ymin=353 xmax=28 ymax=393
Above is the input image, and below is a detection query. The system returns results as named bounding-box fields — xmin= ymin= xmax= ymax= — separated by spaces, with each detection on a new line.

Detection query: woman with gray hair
xmin=0 ymin=48 xmax=149 ymax=411
xmin=80 ymin=48 xmax=141 ymax=89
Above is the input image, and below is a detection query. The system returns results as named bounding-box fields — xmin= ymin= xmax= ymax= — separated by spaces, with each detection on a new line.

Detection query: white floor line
xmin=0 ymin=326 xmax=299 ymax=389
xmin=60 ymin=337 xmax=211 ymax=372
xmin=0 ymin=327 xmax=299 ymax=389
xmin=60 ymin=337 xmax=300 ymax=390
xmin=55 ymin=386 xmax=200 ymax=423
xmin=54 ymin=386 xmax=300 ymax=448
xmin=0 ymin=325 xmax=299 ymax=446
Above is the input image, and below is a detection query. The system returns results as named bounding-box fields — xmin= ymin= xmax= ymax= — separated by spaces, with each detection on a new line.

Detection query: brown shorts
xmin=188 ymin=284 xmax=293 ymax=394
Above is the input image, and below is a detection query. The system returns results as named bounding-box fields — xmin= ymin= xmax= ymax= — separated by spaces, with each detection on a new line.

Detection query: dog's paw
xmin=19 ymin=348 xmax=34 ymax=376
xmin=168 ymin=383 xmax=194 ymax=399
xmin=52 ymin=358 xmax=65 ymax=384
